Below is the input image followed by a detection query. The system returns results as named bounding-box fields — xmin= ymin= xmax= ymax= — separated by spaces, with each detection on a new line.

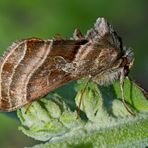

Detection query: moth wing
xmin=0 ymin=38 xmax=87 ymax=111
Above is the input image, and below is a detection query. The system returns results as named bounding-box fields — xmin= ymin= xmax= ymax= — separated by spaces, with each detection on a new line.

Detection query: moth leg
xmin=120 ymin=69 xmax=135 ymax=116
xmin=73 ymin=28 xmax=84 ymax=40
xmin=24 ymin=103 xmax=32 ymax=114
xmin=53 ymin=34 xmax=63 ymax=40
xmin=76 ymin=77 xmax=92 ymax=119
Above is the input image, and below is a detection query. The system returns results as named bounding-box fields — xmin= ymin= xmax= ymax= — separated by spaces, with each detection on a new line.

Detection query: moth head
xmin=121 ymin=47 xmax=134 ymax=76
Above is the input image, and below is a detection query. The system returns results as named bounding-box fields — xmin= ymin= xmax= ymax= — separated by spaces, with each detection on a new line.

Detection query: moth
xmin=0 ymin=18 xmax=134 ymax=113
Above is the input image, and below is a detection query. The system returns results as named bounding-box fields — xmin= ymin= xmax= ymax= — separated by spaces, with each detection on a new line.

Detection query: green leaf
xmin=113 ymin=78 xmax=148 ymax=111
xmin=17 ymin=77 xmax=148 ymax=148
xmin=17 ymin=94 xmax=85 ymax=142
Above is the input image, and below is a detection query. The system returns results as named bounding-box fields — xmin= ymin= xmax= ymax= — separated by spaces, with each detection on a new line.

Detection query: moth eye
xmin=110 ymin=58 xmax=123 ymax=70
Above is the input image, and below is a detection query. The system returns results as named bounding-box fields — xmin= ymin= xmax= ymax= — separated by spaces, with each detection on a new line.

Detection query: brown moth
xmin=0 ymin=18 xmax=134 ymax=112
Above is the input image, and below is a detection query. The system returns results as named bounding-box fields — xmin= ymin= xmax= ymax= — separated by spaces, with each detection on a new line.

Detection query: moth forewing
xmin=0 ymin=18 xmax=134 ymax=114
xmin=0 ymin=39 xmax=87 ymax=111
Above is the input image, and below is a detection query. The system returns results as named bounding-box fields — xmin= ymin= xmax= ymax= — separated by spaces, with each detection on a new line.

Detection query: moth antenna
xmin=76 ymin=77 xmax=92 ymax=119
xmin=120 ymin=69 xmax=136 ymax=116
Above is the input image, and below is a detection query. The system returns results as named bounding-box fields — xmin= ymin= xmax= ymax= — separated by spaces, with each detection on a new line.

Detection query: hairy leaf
xmin=17 ymin=77 xmax=148 ymax=148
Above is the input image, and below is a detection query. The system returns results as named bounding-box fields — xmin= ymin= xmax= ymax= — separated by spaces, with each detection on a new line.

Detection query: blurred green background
xmin=0 ymin=0 xmax=147 ymax=147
